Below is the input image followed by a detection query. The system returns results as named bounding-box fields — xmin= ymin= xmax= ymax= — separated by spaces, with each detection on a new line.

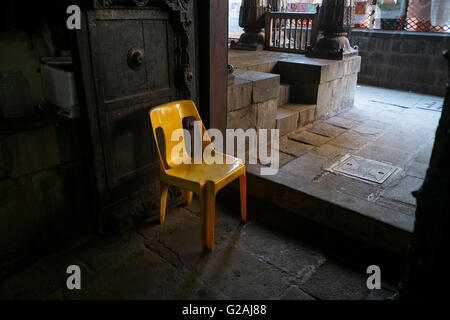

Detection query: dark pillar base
xmin=228 ymin=64 xmax=235 ymax=85
xmin=230 ymin=29 xmax=264 ymax=51
xmin=306 ymin=32 xmax=358 ymax=60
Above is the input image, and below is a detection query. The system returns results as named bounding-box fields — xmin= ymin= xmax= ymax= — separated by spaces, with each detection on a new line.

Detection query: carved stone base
xmin=306 ymin=32 xmax=358 ymax=60
xmin=230 ymin=29 xmax=264 ymax=51
xmin=230 ymin=42 xmax=264 ymax=51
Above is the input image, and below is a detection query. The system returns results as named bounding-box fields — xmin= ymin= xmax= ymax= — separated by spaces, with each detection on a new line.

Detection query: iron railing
xmin=264 ymin=10 xmax=319 ymax=53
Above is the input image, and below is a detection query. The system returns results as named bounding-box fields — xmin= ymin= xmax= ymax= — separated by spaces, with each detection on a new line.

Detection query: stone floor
xmin=0 ymin=187 xmax=400 ymax=300
xmin=0 ymin=84 xmax=440 ymax=300
xmin=246 ymin=85 xmax=442 ymax=255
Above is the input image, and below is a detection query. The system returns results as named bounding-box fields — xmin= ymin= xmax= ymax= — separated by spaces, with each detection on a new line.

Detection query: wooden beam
xmin=196 ymin=0 xmax=228 ymax=133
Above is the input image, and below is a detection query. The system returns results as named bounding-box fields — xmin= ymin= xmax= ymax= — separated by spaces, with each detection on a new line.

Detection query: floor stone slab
xmin=300 ymin=262 xmax=370 ymax=300
xmin=324 ymin=116 xmax=359 ymax=129
xmin=351 ymin=123 xmax=385 ymax=136
xmin=288 ymin=130 xmax=331 ymax=147
xmin=279 ymin=153 xmax=328 ymax=180
xmin=236 ymin=222 xmax=326 ymax=279
xmin=354 ymin=143 xmax=414 ymax=168
xmin=318 ymin=172 xmax=381 ymax=202
xmin=328 ymin=130 xmax=373 ymax=150
xmin=65 ymin=248 xmax=176 ymax=300
xmin=74 ymin=231 xmax=146 ymax=273
xmin=374 ymin=131 xmax=429 ymax=154
xmin=277 ymin=285 xmax=315 ymax=300
xmin=276 ymin=136 xmax=314 ymax=157
xmin=405 ymin=161 xmax=428 ymax=179
xmin=278 ymin=152 xmax=296 ymax=168
xmin=145 ymin=211 xmax=205 ymax=269
xmin=191 ymin=245 xmax=290 ymax=300
xmin=414 ymin=140 xmax=434 ymax=164
xmin=307 ymin=121 xmax=347 ymax=138
xmin=338 ymin=108 xmax=374 ymax=122
xmin=309 ymin=143 xmax=351 ymax=161
xmin=380 ymin=176 xmax=423 ymax=206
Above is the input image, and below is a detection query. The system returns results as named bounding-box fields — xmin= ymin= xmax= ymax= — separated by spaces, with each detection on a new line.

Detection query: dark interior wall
xmin=0 ymin=1 xmax=72 ymax=105
xmin=196 ymin=0 xmax=228 ymax=132
xmin=0 ymin=0 xmax=228 ymax=273
xmin=0 ymin=118 xmax=90 ymax=279
xmin=349 ymin=29 xmax=450 ymax=97
xmin=0 ymin=1 xmax=90 ymax=278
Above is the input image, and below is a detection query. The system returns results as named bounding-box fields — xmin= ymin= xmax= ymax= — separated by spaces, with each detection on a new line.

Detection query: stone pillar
xmin=307 ymin=0 xmax=358 ymax=59
xmin=271 ymin=0 xmax=287 ymax=12
xmin=230 ymin=0 xmax=268 ymax=51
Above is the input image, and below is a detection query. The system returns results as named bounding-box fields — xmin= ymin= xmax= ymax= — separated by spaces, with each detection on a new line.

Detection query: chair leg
xmin=200 ymin=188 xmax=215 ymax=250
xmin=181 ymin=189 xmax=193 ymax=206
xmin=239 ymin=174 xmax=247 ymax=222
xmin=160 ymin=183 xmax=169 ymax=224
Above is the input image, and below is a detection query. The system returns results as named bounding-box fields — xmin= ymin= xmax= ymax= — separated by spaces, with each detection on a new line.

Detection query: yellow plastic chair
xmin=149 ymin=100 xmax=246 ymax=250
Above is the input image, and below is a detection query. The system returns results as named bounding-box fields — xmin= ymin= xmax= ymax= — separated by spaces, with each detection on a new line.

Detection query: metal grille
xmin=265 ymin=11 xmax=319 ymax=52
xmin=329 ymin=155 xmax=398 ymax=184
xmin=354 ymin=0 xmax=450 ymax=33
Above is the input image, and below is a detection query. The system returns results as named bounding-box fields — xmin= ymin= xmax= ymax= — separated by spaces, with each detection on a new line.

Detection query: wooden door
xmin=74 ymin=1 xmax=196 ymax=233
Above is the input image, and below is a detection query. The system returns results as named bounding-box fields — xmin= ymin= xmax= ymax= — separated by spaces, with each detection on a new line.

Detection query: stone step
xmin=275 ymin=107 xmax=298 ymax=137
xmin=227 ymin=69 xmax=281 ymax=130
xmin=227 ymin=70 xmax=280 ymax=113
xmin=237 ymin=61 xmax=277 ymax=74
xmin=279 ymin=103 xmax=316 ymax=129
xmin=272 ymin=55 xmax=360 ymax=119
xmin=228 ymin=50 xmax=295 ymax=73
xmin=278 ymin=84 xmax=291 ymax=107
xmin=232 ymin=69 xmax=280 ymax=104
xmin=245 ymin=168 xmax=411 ymax=257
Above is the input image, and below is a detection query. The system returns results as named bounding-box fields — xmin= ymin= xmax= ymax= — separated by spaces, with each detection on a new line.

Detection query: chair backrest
xmin=149 ymin=100 xmax=211 ymax=170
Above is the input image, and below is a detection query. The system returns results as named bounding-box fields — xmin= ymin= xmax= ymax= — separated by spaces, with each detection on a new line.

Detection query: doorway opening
xmin=225 ymin=0 xmax=445 ymax=255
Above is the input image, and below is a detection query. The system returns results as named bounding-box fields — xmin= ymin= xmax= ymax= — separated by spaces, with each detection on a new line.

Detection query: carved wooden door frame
xmin=73 ymin=0 xmax=197 ymax=232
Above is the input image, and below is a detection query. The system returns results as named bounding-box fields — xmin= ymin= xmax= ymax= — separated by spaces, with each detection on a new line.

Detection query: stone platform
xmin=0 ymin=113 xmax=90 ymax=278
xmin=228 ymin=50 xmax=361 ymax=125
xmin=244 ymin=85 xmax=442 ymax=256
xmin=227 ymin=50 xmax=440 ymax=256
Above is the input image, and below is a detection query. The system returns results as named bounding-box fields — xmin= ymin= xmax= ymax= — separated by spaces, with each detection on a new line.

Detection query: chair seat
xmin=163 ymin=152 xmax=244 ymax=191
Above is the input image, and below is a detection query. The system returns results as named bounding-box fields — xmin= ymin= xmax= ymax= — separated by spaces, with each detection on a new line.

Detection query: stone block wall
xmin=349 ymin=29 xmax=450 ymax=97
xmin=227 ymin=70 xmax=280 ymax=130
xmin=0 ymin=116 xmax=90 ymax=276
xmin=272 ymin=55 xmax=361 ymax=119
